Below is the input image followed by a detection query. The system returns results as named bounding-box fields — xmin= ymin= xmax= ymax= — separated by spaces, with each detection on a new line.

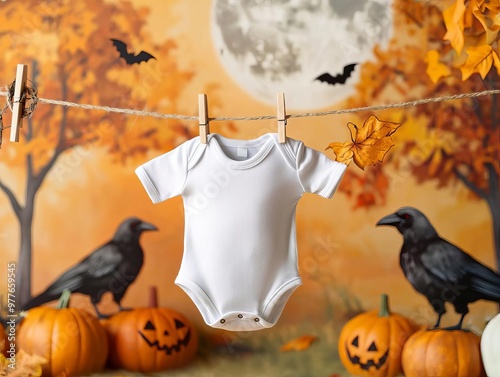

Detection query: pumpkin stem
xmin=149 ymin=286 xmax=158 ymax=308
xmin=379 ymin=293 xmax=391 ymax=317
xmin=57 ymin=289 xmax=71 ymax=309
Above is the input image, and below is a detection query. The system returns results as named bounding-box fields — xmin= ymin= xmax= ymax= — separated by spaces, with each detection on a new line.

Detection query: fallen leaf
xmin=280 ymin=335 xmax=318 ymax=352
xmin=3 ymin=350 xmax=47 ymax=377
xmin=327 ymin=115 xmax=403 ymax=170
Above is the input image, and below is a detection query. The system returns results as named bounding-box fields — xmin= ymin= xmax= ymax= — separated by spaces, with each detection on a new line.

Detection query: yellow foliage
xmin=339 ymin=0 xmax=499 ymax=203
xmin=425 ymin=50 xmax=452 ymax=83
xmin=473 ymin=1 xmax=500 ymax=44
xmin=327 ymin=116 xmax=403 ymax=170
xmin=461 ymin=45 xmax=500 ymax=79
xmin=0 ymin=0 xmax=196 ymax=175
xmin=443 ymin=0 xmax=466 ymax=54
xmin=442 ymin=0 xmax=500 ymax=79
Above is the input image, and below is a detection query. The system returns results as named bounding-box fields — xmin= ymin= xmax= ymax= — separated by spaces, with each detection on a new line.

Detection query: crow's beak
xmin=139 ymin=221 xmax=158 ymax=232
xmin=376 ymin=213 xmax=401 ymax=227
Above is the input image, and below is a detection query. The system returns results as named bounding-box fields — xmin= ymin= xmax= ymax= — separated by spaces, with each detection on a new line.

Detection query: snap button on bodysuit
xmin=220 ymin=319 xmax=226 ymax=324
xmin=238 ymin=314 xmax=243 ymax=318
xmin=254 ymin=318 xmax=260 ymax=322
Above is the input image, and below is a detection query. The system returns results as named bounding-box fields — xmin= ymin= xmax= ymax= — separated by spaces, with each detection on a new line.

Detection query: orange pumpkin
xmin=338 ymin=294 xmax=417 ymax=377
xmin=17 ymin=290 xmax=108 ymax=377
xmin=402 ymin=329 xmax=486 ymax=377
xmin=103 ymin=287 xmax=198 ymax=373
xmin=0 ymin=322 xmax=6 ymax=356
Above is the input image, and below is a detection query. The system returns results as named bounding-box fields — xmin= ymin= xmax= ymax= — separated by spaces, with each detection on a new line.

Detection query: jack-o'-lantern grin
xmin=138 ymin=318 xmax=192 ymax=355
xmin=345 ymin=335 xmax=389 ymax=370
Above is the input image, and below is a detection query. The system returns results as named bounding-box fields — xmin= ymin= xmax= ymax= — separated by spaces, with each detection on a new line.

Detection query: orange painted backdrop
xmin=0 ymin=0 xmax=497 ymax=338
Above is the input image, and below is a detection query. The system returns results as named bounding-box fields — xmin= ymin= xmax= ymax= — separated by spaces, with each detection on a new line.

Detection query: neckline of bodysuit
xmin=208 ymin=133 xmax=276 ymax=170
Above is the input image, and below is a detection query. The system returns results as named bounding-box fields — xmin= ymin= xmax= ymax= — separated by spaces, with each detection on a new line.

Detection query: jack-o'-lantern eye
xmin=351 ymin=336 xmax=359 ymax=347
xmin=175 ymin=319 xmax=185 ymax=329
xmin=143 ymin=320 xmax=175 ymax=336
xmin=368 ymin=342 xmax=378 ymax=351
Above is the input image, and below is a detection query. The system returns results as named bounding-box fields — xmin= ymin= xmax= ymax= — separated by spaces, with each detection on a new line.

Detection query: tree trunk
xmin=492 ymin=203 xmax=500 ymax=269
xmin=486 ymin=74 xmax=500 ymax=268
xmin=487 ymin=164 xmax=500 ymax=269
xmin=14 ymin=60 xmax=40 ymax=309
xmin=14 ymin=60 xmax=66 ymax=308
xmin=16 ymin=206 xmax=34 ymax=308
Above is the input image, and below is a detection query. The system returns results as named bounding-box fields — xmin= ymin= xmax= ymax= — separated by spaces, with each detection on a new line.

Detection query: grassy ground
xmin=94 ymin=320 xmax=351 ymax=377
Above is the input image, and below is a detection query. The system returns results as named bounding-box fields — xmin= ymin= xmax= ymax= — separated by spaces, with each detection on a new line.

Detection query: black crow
xmin=376 ymin=206 xmax=500 ymax=329
xmin=22 ymin=217 xmax=158 ymax=317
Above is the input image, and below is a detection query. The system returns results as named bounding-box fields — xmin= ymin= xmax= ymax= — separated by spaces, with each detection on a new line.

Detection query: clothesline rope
xmin=1 ymin=88 xmax=500 ymax=123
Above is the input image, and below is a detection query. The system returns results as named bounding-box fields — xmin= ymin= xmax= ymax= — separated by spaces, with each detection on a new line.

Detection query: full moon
xmin=211 ymin=0 xmax=394 ymax=110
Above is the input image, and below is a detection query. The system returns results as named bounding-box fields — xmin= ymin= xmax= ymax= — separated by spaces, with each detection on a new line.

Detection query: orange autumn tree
xmin=340 ymin=0 xmax=499 ymax=264
xmin=0 ymin=0 xmax=195 ymax=308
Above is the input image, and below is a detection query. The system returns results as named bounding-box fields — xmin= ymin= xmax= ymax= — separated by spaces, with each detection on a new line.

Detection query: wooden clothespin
xmin=277 ymin=92 xmax=286 ymax=143
xmin=198 ymin=94 xmax=209 ymax=144
xmin=10 ymin=64 xmax=28 ymax=143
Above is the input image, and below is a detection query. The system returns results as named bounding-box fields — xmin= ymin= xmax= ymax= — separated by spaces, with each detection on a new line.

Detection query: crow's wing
xmin=464 ymin=257 xmax=500 ymax=299
xmin=420 ymin=238 xmax=500 ymax=298
xmin=40 ymin=242 xmax=124 ymax=296
xmin=420 ymin=240 xmax=468 ymax=282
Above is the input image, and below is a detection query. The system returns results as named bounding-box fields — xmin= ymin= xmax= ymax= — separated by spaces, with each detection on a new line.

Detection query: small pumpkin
xmin=103 ymin=287 xmax=198 ymax=373
xmin=402 ymin=329 xmax=486 ymax=377
xmin=481 ymin=313 xmax=500 ymax=377
xmin=0 ymin=322 xmax=6 ymax=356
xmin=17 ymin=290 xmax=108 ymax=377
xmin=338 ymin=293 xmax=417 ymax=377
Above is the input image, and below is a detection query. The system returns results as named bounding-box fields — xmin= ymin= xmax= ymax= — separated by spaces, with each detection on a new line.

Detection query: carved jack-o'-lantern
xmin=338 ymin=294 xmax=417 ymax=377
xmin=103 ymin=288 xmax=198 ymax=373
xmin=345 ymin=333 xmax=389 ymax=371
xmin=138 ymin=315 xmax=192 ymax=354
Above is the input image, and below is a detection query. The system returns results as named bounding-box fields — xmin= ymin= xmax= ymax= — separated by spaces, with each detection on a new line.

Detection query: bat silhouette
xmin=110 ymin=39 xmax=156 ymax=65
xmin=315 ymin=63 xmax=358 ymax=85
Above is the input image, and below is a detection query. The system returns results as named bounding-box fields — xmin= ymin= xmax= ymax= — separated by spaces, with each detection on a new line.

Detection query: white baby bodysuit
xmin=135 ymin=133 xmax=346 ymax=331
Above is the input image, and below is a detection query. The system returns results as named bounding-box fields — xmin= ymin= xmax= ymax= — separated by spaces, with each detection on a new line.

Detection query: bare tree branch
xmin=453 ymin=166 xmax=488 ymax=200
xmin=486 ymin=163 xmax=499 ymax=204
xmin=0 ymin=180 xmax=22 ymax=217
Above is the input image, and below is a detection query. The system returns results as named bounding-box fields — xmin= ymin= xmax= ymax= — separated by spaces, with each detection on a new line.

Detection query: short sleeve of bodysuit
xmin=135 ymin=142 xmax=188 ymax=203
xmin=295 ymin=141 xmax=347 ymax=199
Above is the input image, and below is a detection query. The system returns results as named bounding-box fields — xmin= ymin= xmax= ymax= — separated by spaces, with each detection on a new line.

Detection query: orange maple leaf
xmin=443 ymin=0 xmax=466 ymax=54
xmin=327 ymin=115 xmax=402 ymax=170
xmin=461 ymin=45 xmax=500 ymax=79
xmin=425 ymin=50 xmax=452 ymax=83
xmin=280 ymin=335 xmax=318 ymax=352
